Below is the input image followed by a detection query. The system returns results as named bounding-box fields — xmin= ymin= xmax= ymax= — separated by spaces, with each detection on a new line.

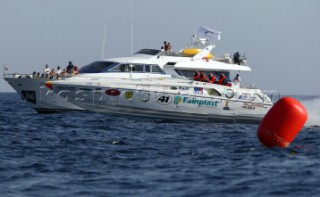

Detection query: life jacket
xmin=208 ymin=75 xmax=216 ymax=83
xmin=193 ymin=72 xmax=200 ymax=81
xmin=199 ymin=73 xmax=207 ymax=82
xmin=218 ymin=75 xmax=226 ymax=85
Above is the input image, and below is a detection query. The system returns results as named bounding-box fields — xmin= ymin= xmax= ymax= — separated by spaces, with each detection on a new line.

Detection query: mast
xmin=129 ymin=0 xmax=134 ymax=78
xmin=101 ymin=0 xmax=109 ymax=60
xmin=130 ymin=0 xmax=133 ymax=57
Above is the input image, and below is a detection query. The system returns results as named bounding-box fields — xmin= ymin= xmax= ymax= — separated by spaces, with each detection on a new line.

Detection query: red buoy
xmin=257 ymin=97 xmax=308 ymax=148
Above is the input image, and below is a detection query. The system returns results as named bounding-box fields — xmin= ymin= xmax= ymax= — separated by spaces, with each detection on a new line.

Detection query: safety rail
xmin=3 ymin=73 xmax=73 ymax=80
xmin=3 ymin=73 xmax=33 ymax=78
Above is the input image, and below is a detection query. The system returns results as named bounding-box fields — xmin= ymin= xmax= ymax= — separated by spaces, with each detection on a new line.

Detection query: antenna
xmin=130 ymin=0 xmax=133 ymax=57
xmin=129 ymin=0 xmax=134 ymax=79
xmin=101 ymin=0 xmax=109 ymax=60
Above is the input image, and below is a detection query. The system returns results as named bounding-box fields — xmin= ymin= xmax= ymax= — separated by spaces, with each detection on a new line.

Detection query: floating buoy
xmin=257 ymin=97 xmax=308 ymax=148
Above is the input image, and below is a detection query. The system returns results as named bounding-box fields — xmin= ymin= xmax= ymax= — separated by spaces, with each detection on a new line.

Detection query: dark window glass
xmin=132 ymin=64 xmax=144 ymax=72
xmin=145 ymin=65 xmax=151 ymax=72
xmin=151 ymin=65 xmax=162 ymax=73
xmin=135 ymin=49 xmax=161 ymax=55
xmin=78 ymin=61 xmax=115 ymax=73
xmin=110 ymin=64 xmax=130 ymax=72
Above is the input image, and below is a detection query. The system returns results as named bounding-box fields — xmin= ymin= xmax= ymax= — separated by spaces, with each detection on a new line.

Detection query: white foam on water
xmin=301 ymin=98 xmax=320 ymax=127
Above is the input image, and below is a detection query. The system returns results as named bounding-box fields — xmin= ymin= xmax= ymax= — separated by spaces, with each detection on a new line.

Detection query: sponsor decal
xmin=193 ymin=87 xmax=203 ymax=94
xmin=139 ymin=91 xmax=150 ymax=102
xmin=174 ymin=96 xmax=221 ymax=107
xmin=105 ymin=89 xmax=120 ymax=96
xmin=178 ymin=86 xmax=189 ymax=90
xmin=174 ymin=96 xmax=183 ymax=105
xmin=241 ymin=102 xmax=264 ymax=110
xmin=124 ymin=91 xmax=134 ymax=100
xmin=238 ymin=93 xmax=254 ymax=101
xmin=157 ymin=95 xmax=172 ymax=104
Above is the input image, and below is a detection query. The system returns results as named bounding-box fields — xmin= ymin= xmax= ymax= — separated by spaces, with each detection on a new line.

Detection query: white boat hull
xmin=4 ymin=77 xmax=83 ymax=113
xmin=49 ymin=78 xmax=272 ymax=123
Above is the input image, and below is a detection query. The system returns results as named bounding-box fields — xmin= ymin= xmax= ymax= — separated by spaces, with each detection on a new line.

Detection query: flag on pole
xmin=198 ymin=25 xmax=222 ymax=41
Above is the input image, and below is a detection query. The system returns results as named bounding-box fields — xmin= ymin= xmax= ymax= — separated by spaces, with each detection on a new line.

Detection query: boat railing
xmin=3 ymin=73 xmax=73 ymax=80
xmin=3 ymin=73 xmax=33 ymax=79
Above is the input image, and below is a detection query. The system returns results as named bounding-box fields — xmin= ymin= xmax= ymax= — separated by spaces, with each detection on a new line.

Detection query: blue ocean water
xmin=0 ymin=93 xmax=320 ymax=197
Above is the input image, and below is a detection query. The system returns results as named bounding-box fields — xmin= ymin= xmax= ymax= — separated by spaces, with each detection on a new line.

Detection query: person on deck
xmin=233 ymin=74 xmax=241 ymax=86
xmin=66 ymin=61 xmax=74 ymax=74
xmin=208 ymin=73 xmax=216 ymax=84
xmin=199 ymin=72 xmax=208 ymax=82
xmin=193 ymin=70 xmax=200 ymax=81
xmin=49 ymin=69 xmax=56 ymax=79
xmin=218 ymin=73 xmax=227 ymax=85
xmin=43 ymin=64 xmax=50 ymax=77
xmin=163 ymin=41 xmax=168 ymax=54
xmin=167 ymin=42 xmax=172 ymax=54
xmin=74 ymin=66 xmax=79 ymax=75
xmin=56 ymin=66 xmax=62 ymax=75
xmin=55 ymin=66 xmax=62 ymax=79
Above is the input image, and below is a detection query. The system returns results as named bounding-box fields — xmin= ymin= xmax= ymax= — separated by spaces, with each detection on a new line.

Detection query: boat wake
xmin=301 ymin=97 xmax=320 ymax=127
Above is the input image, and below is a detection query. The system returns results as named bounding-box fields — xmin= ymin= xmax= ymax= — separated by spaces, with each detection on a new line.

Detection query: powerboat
xmin=45 ymin=68 xmax=273 ymax=123
xmin=3 ymin=36 xmax=270 ymax=115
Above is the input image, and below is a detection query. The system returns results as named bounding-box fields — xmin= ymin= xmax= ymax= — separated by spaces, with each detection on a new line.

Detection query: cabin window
xmin=151 ymin=65 xmax=162 ymax=73
xmin=109 ymin=64 xmax=130 ymax=72
xmin=133 ymin=64 xmax=144 ymax=72
xmin=145 ymin=65 xmax=151 ymax=72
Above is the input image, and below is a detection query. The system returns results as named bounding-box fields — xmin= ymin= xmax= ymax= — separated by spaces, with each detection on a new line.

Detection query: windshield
xmin=134 ymin=49 xmax=161 ymax=56
xmin=78 ymin=61 xmax=165 ymax=74
xmin=78 ymin=61 xmax=115 ymax=73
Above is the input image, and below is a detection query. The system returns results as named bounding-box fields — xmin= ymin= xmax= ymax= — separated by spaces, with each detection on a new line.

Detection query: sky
xmin=0 ymin=0 xmax=319 ymax=95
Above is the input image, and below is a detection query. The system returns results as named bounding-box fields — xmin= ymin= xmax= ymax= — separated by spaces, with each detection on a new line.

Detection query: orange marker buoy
xmin=257 ymin=97 xmax=308 ymax=148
